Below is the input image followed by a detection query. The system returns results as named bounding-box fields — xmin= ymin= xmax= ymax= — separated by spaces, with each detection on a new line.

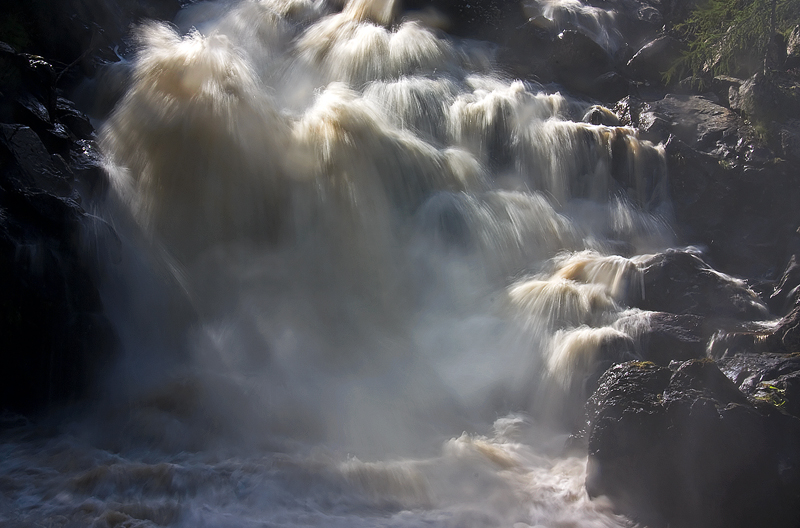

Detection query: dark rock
xmin=617 ymin=311 xmax=709 ymax=365
xmin=0 ymin=186 xmax=118 ymax=413
xmin=548 ymin=30 xmax=613 ymax=96
xmin=586 ymin=359 xmax=800 ymax=528
xmin=664 ymin=135 xmax=800 ymax=278
xmin=718 ymin=353 xmax=800 ymax=419
xmin=638 ymin=94 xmax=752 ymax=157
xmin=0 ymin=124 xmax=72 ymax=197
xmin=56 ymin=97 xmax=95 ymax=140
xmin=1 ymin=0 xmax=181 ymax=83
xmin=634 ymin=248 xmax=768 ymax=320
xmin=779 ymin=118 xmax=800 ymax=160
xmin=0 ymin=117 xmax=118 ymax=414
xmin=626 ymin=35 xmax=686 ymax=87
xmin=499 ymin=18 xmax=555 ymax=81
xmin=582 ymin=105 xmax=621 ymax=126
xmin=766 ymin=305 xmax=800 ymax=353
xmin=710 ymin=75 xmax=744 ymax=107
xmin=731 ymin=71 xmax=800 ymax=125
xmin=588 ymin=71 xmax=630 ymax=102
xmin=707 ymin=330 xmax=761 ymax=358
xmin=767 ymin=254 xmax=800 ymax=315
xmin=402 ymin=0 xmax=527 ymax=42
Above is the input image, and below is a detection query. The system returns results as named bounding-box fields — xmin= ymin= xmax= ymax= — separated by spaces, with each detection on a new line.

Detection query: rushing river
xmin=2 ymin=0 xmax=680 ymax=525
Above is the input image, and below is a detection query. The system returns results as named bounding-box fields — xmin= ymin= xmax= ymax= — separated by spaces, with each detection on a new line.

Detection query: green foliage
xmin=666 ymin=0 xmax=800 ymax=82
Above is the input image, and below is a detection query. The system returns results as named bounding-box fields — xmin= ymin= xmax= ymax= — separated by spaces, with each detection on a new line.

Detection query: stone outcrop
xmin=586 ymin=359 xmax=800 ymax=528
xmin=634 ymin=249 xmax=768 ymax=320
xmin=0 ymin=42 xmax=121 ymax=414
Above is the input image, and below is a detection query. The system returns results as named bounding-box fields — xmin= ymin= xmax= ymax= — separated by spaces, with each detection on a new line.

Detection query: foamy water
xmin=0 ymin=0 xmax=717 ymax=525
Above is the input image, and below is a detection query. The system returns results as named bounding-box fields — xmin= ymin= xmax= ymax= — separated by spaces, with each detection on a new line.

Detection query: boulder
xmin=402 ymin=0 xmax=527 ymax=42
xmin=547 ymin=30 xmax=613 ymax=96
xmin=731 ymin=71 xmax=800 ymax=125
xmin=663 ymin=135 xmax=800 ymax=278
xmin=634 ymin=248 xmax=768 ymax=320
xmin=636 ymin=94 xmax=754 ymax=159
xmin=710 ymin=75 xmax=743 ymax=107
xmin=1 ymin=0 xmax=180 ymax=82
xmin=616 ymin=311 xmax=709 ymax=365
xmin=0 ymin=52 xmax=120 ymax=414
xmin=586 ymin=359 xmax=800 ymax=528
xmin=718 ymin=353 xmax=800 ymax=419
xmin=625 ymin=35 xmax=686 ymax=87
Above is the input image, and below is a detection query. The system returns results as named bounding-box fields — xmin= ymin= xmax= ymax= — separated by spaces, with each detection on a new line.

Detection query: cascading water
xmin=2 ymin=0 xmax=690 ymax=526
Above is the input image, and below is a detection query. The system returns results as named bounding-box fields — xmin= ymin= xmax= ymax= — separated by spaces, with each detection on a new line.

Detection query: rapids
xmin=2 ymin=0 xmax=684 ymax=526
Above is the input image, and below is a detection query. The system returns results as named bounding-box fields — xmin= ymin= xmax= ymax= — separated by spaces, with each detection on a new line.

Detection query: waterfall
xmin=3 ymin=0 xmax=677 ymax=526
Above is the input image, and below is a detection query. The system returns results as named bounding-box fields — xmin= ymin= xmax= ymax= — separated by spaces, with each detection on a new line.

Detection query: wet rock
xmin=583 ymin=105 xmax=621 ymax=126
xmin=625 ymin=35 xmax=686 ymax=87
xmin=663 ymin=135 xmax=800 ymax=278
xmin=766 ymin=254 xmax=800 ymax=315
xmin=548 ymin=30 xmax=613 ymax=96
xmin=718 ymin=353 xmax=800 ymax=419
xmin=586 ymin=359 xmax=800 ymax=528
xmin=2 ymin=0 xmax=181 ymax=82
xmin=779 ymin=118 xmax=800 ymax=160
xmin=402 ymin=0 xmax=526 ymax=42
xmin=634 ymin=248 xmax=768 ymax=320
xmin=588 ymin=71 xmax=630 ymax=103
xmin=787 ymin=25 xmax=800 ymax=69
xmin=0 ymin=109 xmax=118 ymax=414
xmin=765 ymin=305 xmax=800 ymax=353
xmin=617 ymin=311 xmax=709 ymax=365
xmin=0 ymin=182 xmax=118 ymax=414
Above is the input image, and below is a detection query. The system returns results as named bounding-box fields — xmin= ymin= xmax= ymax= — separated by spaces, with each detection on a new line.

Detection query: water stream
xmin=2 ymin=0 xmax=680 ymax=525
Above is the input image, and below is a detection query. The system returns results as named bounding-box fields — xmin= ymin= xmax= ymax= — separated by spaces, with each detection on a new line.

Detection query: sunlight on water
xmin=2 ymin=0 xmax=674 ymax=526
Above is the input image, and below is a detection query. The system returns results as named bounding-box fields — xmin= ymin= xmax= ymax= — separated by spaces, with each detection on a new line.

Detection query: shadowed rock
xmin=586 ymin=359 xmax=800 ymax=528
xmin=634 ymin=249 xmax=768 ymax=321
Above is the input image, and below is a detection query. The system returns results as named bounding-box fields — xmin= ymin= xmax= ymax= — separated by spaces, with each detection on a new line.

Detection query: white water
xmin=2 ymin=0 xmax=678 ymax=526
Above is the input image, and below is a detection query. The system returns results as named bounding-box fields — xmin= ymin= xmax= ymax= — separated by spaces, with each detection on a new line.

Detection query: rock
xmin=617 ymin=311 xmax=709 ymax=365
xmin=780 ymin=118 xmax=800 ymax=160
xmin=499 ymin=17 xmax=555 ymax=82
xmin=586 ymin=359 xmax=800 ymax=528
xmin=2 ymin=0 xmax=181 ymax=83
xmin=0 ymin=182 xmax=118 ymax=414
xmin=548 ymin=30 xmax=613 ymax=96
xmin=588 ymin=71 xmax=630 ymax=103
xmin=664 ymin=135 xmax=800 ymax=278
xmin=718 ymin=353 xmax=800 ymax=419
xmin=710 ymin=75 xmax=744 ymax=107
xmin=765 ymin=305 xmax=800 ymax=353
xmin=638 ymin=94 xmax=753 ymax=158
xmin=731 ymin=72 xmax=800 ymax=125
xmin=0 ymin=114 xmax=118 ymax=415
xmin=767 ymin=254 xmax=800 ymax=315
xmin=634 ymin=248 xmax=769 ymax=320
xmin=583 ymin=105 xmax=621 ymax=126
xmin=787 ymin=25 xmax=800 ymax=69
xmin=0 ymin=124 xmax=72 ymax=197
xmin=626 ymin=35 xmax=686 ymax=87
xmin=402 ymin=0 xmax=527 ymax=42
